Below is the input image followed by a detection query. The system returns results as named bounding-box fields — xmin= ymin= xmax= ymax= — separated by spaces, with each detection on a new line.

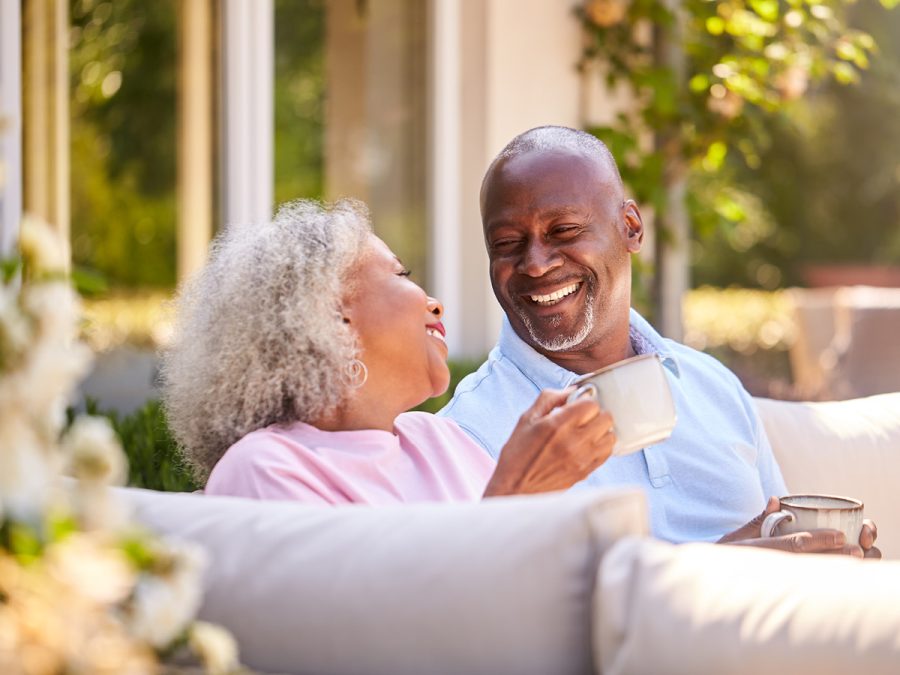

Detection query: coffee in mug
xmin=567 ymin=353 xmax=677 ymax=457
xmin=761 ymin=494 xmax=864 ymax=543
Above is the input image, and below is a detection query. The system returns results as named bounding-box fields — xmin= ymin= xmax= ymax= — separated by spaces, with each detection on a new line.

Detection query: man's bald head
xmin=480 ymin=126 xmax=624 ymax=214
xmin=479 ymin=125 xmax=644 ymax=371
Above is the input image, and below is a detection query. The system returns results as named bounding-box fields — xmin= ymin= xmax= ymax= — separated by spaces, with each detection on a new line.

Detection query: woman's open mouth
xmin=426 ymin=322 xmax=447 ymax=344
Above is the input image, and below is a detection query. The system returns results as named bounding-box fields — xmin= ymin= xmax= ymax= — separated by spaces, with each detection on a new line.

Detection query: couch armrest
xmin=755 ymin=393 xmax=900 ymax=559
xmin=595 ymin=537 xmax=900 ymax=675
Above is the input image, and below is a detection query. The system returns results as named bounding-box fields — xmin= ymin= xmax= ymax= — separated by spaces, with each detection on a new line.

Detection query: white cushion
xmin=596 ymin=537 xmax=900 ymax=675
xmin=122 ymin=487 xmax=647 ymax=675
xmin=756 ymin=393 xmax=900 ymax=559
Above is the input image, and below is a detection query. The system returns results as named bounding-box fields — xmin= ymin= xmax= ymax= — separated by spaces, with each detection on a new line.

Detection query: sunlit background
xmin=3 ymin=0 xmax=899 ymax=418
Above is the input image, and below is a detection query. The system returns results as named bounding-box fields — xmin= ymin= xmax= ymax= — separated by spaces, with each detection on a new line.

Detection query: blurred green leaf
xmin=71 ymin=266 xmax=109 ymax=296
xmin=749 ymin=0 xmax=780 ymax=22
xmin=702 ymin=141 xmax=729 ymax=171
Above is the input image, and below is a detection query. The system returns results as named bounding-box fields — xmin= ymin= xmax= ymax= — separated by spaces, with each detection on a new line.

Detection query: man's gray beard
xmin=516 ymin=284 xmax=595 ymax=353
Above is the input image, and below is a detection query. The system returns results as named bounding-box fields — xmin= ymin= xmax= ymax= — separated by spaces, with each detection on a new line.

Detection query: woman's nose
xmin=426 ymin=297 xmax=444 ymax=320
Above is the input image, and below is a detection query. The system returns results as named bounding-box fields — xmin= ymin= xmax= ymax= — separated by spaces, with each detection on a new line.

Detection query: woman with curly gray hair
xmin=162 ymin=198 xmax=615 ymax=503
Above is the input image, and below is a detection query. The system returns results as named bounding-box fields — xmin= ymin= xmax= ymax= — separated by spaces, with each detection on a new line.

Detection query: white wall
xmin=429 ymin=0 xmax=586 ymax=357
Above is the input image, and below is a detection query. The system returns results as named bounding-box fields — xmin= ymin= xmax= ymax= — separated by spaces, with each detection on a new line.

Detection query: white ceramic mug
xmin=567 ymin=353 xmax=677 ymax=457
xmin=761 ymin=494 xmax=864 ymax=543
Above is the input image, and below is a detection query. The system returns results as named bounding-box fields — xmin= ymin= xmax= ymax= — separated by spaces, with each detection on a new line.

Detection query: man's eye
xmin=398 ymin=268 xmax=412 ymax=277
xmin=553 ymin=225 xmax=580 ymax=237
xmin=491 ymin=239 xmax=521 ymax=252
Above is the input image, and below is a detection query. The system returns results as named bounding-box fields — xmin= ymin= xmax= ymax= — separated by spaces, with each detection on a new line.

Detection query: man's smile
xmin=526 ymin=281 xmax=581 ymax=306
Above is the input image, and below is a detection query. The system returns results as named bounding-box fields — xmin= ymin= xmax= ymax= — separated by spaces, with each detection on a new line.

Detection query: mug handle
xmin=760 ymin=510 xmax=794 ymax=538
xmin=567 ymin=382 xmax=598 ymax=405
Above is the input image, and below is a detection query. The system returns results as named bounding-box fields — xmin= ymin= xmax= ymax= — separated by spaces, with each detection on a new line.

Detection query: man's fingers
xmin=544 ymin=397 xmax=604 ymax=429
xmin=763 ymin=496 xmax=781 ymax=515
xmin=528 ymin=388 xmax=573 ymax=418
xmin=864 ymin=546 xmax=883 ymax=560
xmin=732 ymin=529 xmax=848 ymax=554
xmin=787 ymin=530 xmax=846 ymax=553
xmin=860 ymin=520 xmax=877 ymax=549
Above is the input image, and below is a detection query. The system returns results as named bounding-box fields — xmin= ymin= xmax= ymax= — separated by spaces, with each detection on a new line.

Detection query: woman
xmin=162 ymin=199 xmax=615 ymax=504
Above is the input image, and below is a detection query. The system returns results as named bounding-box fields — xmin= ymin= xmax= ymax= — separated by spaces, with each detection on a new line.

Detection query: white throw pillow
xmin=756 ymin=393 xmax=900 ymax=559
xmin=596 ymin=537 xmax=900 ymax=675
xmin=121 ymin=487 xmax=647 ymax=675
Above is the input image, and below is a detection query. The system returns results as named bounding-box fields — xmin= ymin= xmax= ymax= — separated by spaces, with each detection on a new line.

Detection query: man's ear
xmin=622 ymin=199 xmax=644 ymax=253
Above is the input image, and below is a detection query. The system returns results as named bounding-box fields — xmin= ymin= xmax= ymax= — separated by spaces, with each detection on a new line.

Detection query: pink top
xmin=204 ymin=412 xmax=497 ymax=505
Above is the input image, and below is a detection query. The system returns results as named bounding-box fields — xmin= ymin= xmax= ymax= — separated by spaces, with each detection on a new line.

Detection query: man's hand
xmin=718 ymin=496 xmax=882 ymax=558
xmin=483 ymin=388 xmax=615 ymax=497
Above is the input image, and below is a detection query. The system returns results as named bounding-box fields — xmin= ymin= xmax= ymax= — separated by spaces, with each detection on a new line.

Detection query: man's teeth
xmin=427 ymin=328 xmax=446 ymax=343
xmin=530 ymin=283 xmax=580 ymax=306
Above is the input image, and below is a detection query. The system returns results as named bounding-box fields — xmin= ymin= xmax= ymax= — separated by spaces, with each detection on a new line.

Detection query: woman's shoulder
xmin=216 ymin=423 xmax=311 ymax=467
xmin=394 ymin=411 xmax=485 ymax=450
xmin=395 ymin=410 xmax=460 ymax=433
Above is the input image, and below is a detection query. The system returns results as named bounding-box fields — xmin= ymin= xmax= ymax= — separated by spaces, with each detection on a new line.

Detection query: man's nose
xmin=516 ymin=241 xmax=562 ymax=277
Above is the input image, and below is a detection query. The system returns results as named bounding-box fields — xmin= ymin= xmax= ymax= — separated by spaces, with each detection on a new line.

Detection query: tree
xmin=579 ymin=0 xmax=897 ymax=336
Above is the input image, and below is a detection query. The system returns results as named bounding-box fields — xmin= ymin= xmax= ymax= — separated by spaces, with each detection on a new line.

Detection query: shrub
xmin=81 ymin=399 xmax=200 ymax=493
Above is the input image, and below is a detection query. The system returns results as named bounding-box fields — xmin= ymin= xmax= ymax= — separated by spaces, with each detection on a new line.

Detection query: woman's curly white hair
xmin=161 ymin=198 xmax=372 ymax=482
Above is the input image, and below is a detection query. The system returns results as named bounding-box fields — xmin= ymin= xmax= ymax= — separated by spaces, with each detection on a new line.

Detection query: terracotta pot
xmin=802 ymin=264 xmax=900 ymax=288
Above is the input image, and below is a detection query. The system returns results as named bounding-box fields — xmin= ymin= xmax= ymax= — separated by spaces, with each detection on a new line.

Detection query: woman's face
xmin=343 ymin=235 xmax=450 ymax=410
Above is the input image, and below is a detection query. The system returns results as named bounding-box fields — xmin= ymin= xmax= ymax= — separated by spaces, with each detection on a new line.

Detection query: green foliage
xmin=274 ymin=0 xmax=326 ymax=205
xmin=580 ymin=0 xmax=888 ymax=211
xmin=579 ymin=0 xmax=897 ymax=291
xmin=81 ymin=399 xmax=200 ymax=493
xmin=68 ymin=0 xmax=328 ymax=288
xmin=69 ymin=0 xmax=178 ymax=288
xmin=692 ymin=0 xmax=900 ymax=286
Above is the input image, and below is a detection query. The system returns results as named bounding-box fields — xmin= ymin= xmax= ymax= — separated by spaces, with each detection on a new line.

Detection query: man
xmin=440 ymin=125 xmax=878 ymax=556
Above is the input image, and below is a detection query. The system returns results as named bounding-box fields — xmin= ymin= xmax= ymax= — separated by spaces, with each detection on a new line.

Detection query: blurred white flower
xmin=127 ymin=542 xmax=206 ymax=649
xmin=63 ymin=416 xmax=127 ymax=486
xmin=46 ymin=534 xmax=137 ymax=606
xmin=0 ymin=220 xmax=239 ymax=672
xmin=19 ymin=214 xmax=69 ymax=276
xmin=190 ymin=621 xmax=240 ymax=674
xmin=0 ymin=414 xmax=56 ymax=521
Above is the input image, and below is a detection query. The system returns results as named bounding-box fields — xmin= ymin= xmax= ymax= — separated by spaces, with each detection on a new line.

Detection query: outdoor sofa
xmin=122 ymin=392 xmax=900 ymax=675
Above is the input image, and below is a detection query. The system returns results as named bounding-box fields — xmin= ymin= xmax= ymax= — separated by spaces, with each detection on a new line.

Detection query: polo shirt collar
xmin=497 ymin=308 xmax=681 ymax=388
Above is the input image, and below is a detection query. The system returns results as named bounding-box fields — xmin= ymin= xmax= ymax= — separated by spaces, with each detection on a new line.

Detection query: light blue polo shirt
xmin=439 ymin=309 xmax=787 ymax=543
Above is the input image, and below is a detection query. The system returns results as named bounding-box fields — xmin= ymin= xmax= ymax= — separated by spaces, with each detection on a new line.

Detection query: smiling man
xmin=439 ymin=125 xmax=879 ymax=555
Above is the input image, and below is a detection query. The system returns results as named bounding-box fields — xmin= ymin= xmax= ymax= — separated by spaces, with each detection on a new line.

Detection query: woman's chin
xmin=430 ymin=366 xmax=452 ymax=401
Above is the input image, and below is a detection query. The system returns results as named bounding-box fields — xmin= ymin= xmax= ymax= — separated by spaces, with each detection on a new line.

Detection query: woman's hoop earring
xmin=344 ymin=358 xmax=368 ymax=389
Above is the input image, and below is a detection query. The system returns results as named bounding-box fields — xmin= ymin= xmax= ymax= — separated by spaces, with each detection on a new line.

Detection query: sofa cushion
xmin=121 ymin=487 xmax=647 ymax=675
xmin=756 ymin=393 xmax=900 ymax=559
xmin=596 ymin=537 xmax=900 ymax=675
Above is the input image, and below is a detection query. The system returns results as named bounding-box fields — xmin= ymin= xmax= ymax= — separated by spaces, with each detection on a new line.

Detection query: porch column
xmin=22 ymin=0 xmax=69 ymax=248
xmin=220 ymin=0 xmax=274 ymax=228
xmin=177 ymin=0 xmax=215 ymax=280
xmin=0 ymin=0 xmax=22 ymax=257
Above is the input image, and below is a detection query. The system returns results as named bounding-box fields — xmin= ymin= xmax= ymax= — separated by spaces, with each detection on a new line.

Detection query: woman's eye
xmin=398 ymin=268 xmax=412 ymax=277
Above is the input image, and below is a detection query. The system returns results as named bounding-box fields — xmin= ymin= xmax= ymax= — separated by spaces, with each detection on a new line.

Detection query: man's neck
xmin=538 ymin=329 xmax=636 ymax=375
